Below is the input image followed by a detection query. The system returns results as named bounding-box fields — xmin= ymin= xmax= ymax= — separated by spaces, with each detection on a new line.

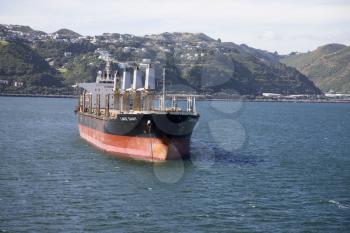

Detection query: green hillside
xmin=281 ymin=44 xmax=350 ymax=93
xmin=176 ymin=49 xmax=319 ymax=95
xmin=33 ymin=40 xmax=96 ymax=67
xmin=31 ymin=32 xmax=321 ymax=95
xmin=0 ymin=40 xmax=63 ymax=87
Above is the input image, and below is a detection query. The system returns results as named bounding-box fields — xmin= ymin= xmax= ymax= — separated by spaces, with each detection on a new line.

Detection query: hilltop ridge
xmin=53 ymin=28 xmax=82 ymax=38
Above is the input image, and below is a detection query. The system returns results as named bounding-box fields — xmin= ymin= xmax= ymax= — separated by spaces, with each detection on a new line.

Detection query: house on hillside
xmin=0 ymin=80 xmax=9 ymax=86
xmin=13 ymin=81 xmax=24 ymax=87
xmin=262 ymin=93 xmax=282 ymax=97
xmin=64 ymin=52 xmax=72 ymax=58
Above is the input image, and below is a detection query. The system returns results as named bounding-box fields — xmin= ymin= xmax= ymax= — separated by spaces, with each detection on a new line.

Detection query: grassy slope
xmin=281 ymin=44 xmax=350 ymax=93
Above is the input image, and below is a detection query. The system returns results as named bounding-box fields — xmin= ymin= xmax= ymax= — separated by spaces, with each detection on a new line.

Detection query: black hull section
xmin=78 ymin=112 xmax=199 ymax=139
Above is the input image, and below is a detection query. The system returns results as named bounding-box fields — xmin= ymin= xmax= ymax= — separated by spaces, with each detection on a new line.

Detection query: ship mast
xmin=162 ymin=67 xmax=166 ymax=110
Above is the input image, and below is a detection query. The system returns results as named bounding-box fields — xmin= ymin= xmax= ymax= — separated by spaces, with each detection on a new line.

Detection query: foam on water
xmin=328 ymin=200 xmax=350 ymax=209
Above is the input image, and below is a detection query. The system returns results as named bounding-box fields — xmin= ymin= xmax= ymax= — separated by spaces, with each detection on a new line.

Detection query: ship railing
xmin=78 ymin=92 xmax=199 ymax=117
xmin=154 ymin=95 xmax=198 ymax=113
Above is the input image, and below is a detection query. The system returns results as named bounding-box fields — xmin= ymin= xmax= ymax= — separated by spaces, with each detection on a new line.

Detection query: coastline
xmin=1 ymin=93 xmax=350 ymax=103
xmin=0 ymin=93 xmax=78 ymax=98
xmin=242 ymin=99 xmax=350 ymax=104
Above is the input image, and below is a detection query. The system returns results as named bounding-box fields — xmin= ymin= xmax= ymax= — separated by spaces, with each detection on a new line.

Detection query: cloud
xmin=0 ymin=0 xmax=349 ymax=53
xmin=258 ymin=31 xmax=282 ymax=40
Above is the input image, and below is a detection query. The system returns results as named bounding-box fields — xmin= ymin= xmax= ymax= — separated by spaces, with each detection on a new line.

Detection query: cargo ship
xmin=76 ymin=59 xmax=199 ymax=162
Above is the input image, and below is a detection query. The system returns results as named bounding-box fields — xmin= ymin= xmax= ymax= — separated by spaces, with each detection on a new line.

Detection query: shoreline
xmin=0 ymin=93 xmax=78 ymax=98
xmin=204 ymin=98 xmax=350 ymax=103
xmin=242 ymin=99 xmax=350 ymax=104
xmin=1 ymin=93 xmax=350 ymax=103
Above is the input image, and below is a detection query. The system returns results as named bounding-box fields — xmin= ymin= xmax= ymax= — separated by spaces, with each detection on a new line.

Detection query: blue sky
xmin=0 ymin=0 xmax=349 ymax=54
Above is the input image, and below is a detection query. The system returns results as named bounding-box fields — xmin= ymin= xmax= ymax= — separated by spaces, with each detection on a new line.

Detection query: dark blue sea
xmin=0 ymin=97 xmax=349 ymax=232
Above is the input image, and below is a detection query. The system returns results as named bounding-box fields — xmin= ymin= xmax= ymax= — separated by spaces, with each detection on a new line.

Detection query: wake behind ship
xmin=75 ymin=59 xmax=199 ymax=162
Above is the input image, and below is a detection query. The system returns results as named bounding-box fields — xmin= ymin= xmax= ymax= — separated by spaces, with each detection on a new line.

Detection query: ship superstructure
xmin=76 ymin=59 xmax=199 ymax=161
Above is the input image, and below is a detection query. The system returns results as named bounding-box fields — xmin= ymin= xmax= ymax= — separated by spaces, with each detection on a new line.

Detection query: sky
xmin=0 ymin=0 xmax=349 ymax=54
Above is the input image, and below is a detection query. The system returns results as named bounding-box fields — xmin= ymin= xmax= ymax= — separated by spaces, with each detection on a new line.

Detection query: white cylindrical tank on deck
xmin=145 ymin=65 xmax=155 ymax=90
xmin=121 ymin=70 xmax=131 ymax=90
xmin=132 ymin=67 xmax=143 ymax=90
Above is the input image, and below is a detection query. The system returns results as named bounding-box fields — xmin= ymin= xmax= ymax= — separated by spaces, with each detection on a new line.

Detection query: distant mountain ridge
xmin=0 ymin=24 xmax=46 ymax=36
xmin=281 ymin=44 xmax=350 ymax=93
xmin=53 ymin=28 xmax=82 ymax=38
xmin=146 ymin=32 xmax=216 ymax=43
xmin=0 ymin=23 xmax=322 ymax=95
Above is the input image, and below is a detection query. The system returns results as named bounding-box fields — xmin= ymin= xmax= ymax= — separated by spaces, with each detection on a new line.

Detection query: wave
xmin=328 ymin=200 xmax=350 ymax=209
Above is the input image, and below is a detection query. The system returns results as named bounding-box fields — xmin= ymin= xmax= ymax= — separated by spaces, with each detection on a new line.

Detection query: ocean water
xmin=0 ymin=97 xmax=349 ymax=232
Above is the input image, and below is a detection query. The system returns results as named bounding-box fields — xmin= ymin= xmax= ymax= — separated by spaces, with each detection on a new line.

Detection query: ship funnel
xmin=132 ymin=67 xmax=143 ymax=90
xmin=121 ymin=70 xmax=131 ymax=90
xmin=145 ymin=65 xmax=155 ymax=90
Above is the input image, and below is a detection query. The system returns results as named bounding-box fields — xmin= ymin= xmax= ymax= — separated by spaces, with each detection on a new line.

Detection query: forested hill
xmin=0 ymin=24 xmax=322 ymax=95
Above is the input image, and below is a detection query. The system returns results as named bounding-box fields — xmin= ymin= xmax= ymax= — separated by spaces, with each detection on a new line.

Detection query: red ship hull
xmin=79 ymin=124 xmax=191 ymax=162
